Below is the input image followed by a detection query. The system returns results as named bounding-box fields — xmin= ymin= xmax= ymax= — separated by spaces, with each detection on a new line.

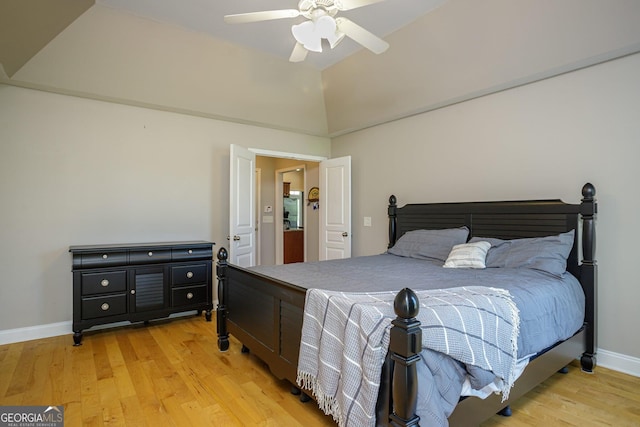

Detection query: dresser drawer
xmin=81 ymin=251 xmax=127 ymax=268
xmin=81 ymin=271 xmax=126 ymax=295
xmin=129 ymin=249 xmax=172 ymax=264
xmin=171 ymin=264 xmax=208 ymax=286
xmin=82 ymin=294 xmax=127 ymax=320
xmin=171 ymin=246 xmax=213 ymax=261
xmin=172 ymin=285 xmax=207 ymax=307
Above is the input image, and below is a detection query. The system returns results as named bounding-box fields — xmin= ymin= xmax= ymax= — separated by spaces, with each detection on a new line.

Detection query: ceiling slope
xmin=0 ymin=0 xmax=95 ymax=77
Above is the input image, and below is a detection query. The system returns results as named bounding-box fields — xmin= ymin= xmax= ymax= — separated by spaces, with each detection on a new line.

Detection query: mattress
xmin=248 ymin=253 xmax=585 ymax=358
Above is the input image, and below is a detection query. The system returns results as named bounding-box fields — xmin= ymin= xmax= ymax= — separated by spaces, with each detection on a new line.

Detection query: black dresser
xmin=69 ymin=241 xmax=214 ymax=345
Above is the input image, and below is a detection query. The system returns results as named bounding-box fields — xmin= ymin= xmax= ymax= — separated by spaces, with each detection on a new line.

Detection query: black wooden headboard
xmin=388 ymin=185 xmax=595 ymax=277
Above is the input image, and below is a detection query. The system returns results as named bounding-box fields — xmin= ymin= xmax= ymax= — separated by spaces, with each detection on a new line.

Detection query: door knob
xmin=233 ymin=235 xmax=241 ymax=241
xmin=342 ymin=232 xmax=349 ymax=237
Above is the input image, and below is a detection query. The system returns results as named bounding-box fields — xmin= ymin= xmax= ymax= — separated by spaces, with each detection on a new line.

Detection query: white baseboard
xmin=0 ymin=321 xmax=72 ymax=346
xmin=0 ymin=309 xmax=218 ymax=346
xmin=597 ymin=348 xmax=640 ymax=377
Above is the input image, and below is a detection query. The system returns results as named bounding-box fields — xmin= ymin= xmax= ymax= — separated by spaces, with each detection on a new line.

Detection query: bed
xmin=215 ymin=183 xmax=597 ymax=426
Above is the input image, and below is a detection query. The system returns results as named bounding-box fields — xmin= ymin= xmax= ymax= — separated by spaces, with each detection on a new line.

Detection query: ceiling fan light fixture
xmin=292 ymin=20 xmax=322 ymax=52
xmin=292 ymin=15 xmax=346 ymax=53
xmin=316 ymin=15 xmax=345 ymax=49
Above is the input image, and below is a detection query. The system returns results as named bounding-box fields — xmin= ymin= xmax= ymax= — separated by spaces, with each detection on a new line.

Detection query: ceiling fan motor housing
xmin=299 ymin=0 xmax=339 ymax=19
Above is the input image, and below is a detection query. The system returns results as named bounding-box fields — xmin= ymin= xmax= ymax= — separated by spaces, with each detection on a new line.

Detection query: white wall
xmin=0 ymin=84 xmax=330 ymax=332
xmin=331 ymin=53 xmax=640 ymax=361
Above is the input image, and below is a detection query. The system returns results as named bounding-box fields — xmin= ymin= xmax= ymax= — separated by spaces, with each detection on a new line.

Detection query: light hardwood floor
xmin=1 ymin=315 xmax=639 ymax=426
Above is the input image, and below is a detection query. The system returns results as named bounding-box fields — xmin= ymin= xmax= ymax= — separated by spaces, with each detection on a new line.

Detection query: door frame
xmin=250 ymin=148 xmax=326 ymax=163
xmin=255 ymin=167 xmax=262 ymax=266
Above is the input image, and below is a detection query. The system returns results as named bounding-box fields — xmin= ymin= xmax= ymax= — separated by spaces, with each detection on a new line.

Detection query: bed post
xmin=216 ymin=247 xmax=230 ymax=352
xmin=580 ymin=183 xmax=597 ymax=372
xmin=389 ymin=288 xmax=421 ymax=427
xmin=389 ymin=195 xmax=398 ymax=249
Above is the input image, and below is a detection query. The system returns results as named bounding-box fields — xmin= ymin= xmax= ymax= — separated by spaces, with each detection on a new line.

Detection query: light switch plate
xmin=364 ymin=216 xmax=372 ymax=227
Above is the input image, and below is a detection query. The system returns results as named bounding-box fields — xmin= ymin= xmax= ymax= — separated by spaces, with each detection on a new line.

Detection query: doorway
xmin=277 ymin=166 xmax=306 ymax=264
xmin=253 ymin=153 xmax=323 ymax=266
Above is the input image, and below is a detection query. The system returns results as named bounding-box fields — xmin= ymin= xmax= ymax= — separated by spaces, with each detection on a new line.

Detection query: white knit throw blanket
xmin=296 ymin=286 xmax=520 ymax=427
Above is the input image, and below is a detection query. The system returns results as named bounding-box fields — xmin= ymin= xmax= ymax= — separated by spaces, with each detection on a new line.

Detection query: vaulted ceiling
xmin=96 ymin=0 xmax=447 ymax=70
xmin=0 ymin=0 xmax=447 ymax=77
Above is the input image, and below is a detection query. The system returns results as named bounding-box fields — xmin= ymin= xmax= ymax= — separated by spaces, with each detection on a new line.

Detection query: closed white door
xmin=319 ymin=156 xmax=351 ymax=260
xmin=229 ymin=144 xmax=256 ymax=267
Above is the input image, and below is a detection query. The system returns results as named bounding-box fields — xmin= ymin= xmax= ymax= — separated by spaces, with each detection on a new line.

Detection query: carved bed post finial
xmin=389 ymin=288 xmax=421 ymax=427
xmin=579 ymin=183 xmax=597 ymax=372
xmin=216 ymin=247 xmax=230 ymax=352
xmin=389 ymin=195 xmax=398 ymax=249
xmin=581 ymin=183 xmax=596 ymax=263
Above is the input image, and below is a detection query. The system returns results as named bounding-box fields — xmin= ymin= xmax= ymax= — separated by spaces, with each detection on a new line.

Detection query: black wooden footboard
xmin=216 ymin=250 xmax=306 ymax=383
xmin=216 ymin=183 xmax=597 ymax=426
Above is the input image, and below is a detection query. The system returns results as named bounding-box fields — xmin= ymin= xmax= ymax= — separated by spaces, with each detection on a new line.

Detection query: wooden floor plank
xmin=0 ymin=316 xmax=638 ymax=426
xmin=118 ymin=395 xmax=148 ymax=427
xmin=0 ymin=342 xmax=24 ymax=399
xmin=20 ymin=339 xmax=55 ymax=404
xmin=4 ymin=340 xmax=36 ymax=397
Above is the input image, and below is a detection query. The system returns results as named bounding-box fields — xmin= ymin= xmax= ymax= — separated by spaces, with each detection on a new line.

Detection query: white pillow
xmin=443 ymin=241 xmax=491 ymax=269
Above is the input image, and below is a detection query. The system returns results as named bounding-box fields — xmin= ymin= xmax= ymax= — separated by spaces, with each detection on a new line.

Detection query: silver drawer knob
xmin=102 ymin=254 xmax=108 ymax=259
xmin=101 ymin=279 xmax=109 ymax=287
xmin=186 ymin=271 xmax=194 ymax=279
xmin=101 ymin=303 xmax=110 ymax=311
xmin=148 ymin=251 xmax=153 ymax=257
xmin=130 ymin=290 xmax=136 ymax=295
xmin=186 ymin=292 xmax=194 ymax=300
xmin=188 ymin=249 xmax=193 ymax=254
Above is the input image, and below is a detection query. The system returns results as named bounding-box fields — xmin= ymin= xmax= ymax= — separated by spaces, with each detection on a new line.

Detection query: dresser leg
xmin=73 ymin=331 xmax=83 ymax=346
xmin=205 ymin=309 xmax=212 ymax=321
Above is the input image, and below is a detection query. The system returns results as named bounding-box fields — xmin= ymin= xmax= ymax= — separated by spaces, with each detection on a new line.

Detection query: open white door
xmin=229 ymin=144 xmax=256 ymax=267
xmin=319 ymin=156 xmax=351 ymax=260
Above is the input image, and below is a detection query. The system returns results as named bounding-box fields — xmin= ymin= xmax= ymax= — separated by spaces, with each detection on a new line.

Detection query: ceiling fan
xmin=224 ymin=0 xmax=390 ymax=63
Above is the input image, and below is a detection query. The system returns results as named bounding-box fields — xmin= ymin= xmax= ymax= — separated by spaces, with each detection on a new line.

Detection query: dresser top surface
xmin=69 ymin=241 xmax=214 ymax=253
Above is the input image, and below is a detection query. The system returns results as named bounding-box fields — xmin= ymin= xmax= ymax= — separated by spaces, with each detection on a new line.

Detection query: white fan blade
xmin=224 ymin=9 xmax=300 ymax=24
xmin=289 ymin=43 xmax=309 ymax=62
xmin=337 ymin=0 xmax=386 ymax=11
xmin=335 ymin=17 xmax=389 ymax=54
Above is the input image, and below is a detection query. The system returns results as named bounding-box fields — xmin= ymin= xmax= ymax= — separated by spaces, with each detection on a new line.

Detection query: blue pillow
xmin=470 ymin=231 xmax=575 ymax=277
xmin=388 ymin=227 xmax=469 ymax=262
